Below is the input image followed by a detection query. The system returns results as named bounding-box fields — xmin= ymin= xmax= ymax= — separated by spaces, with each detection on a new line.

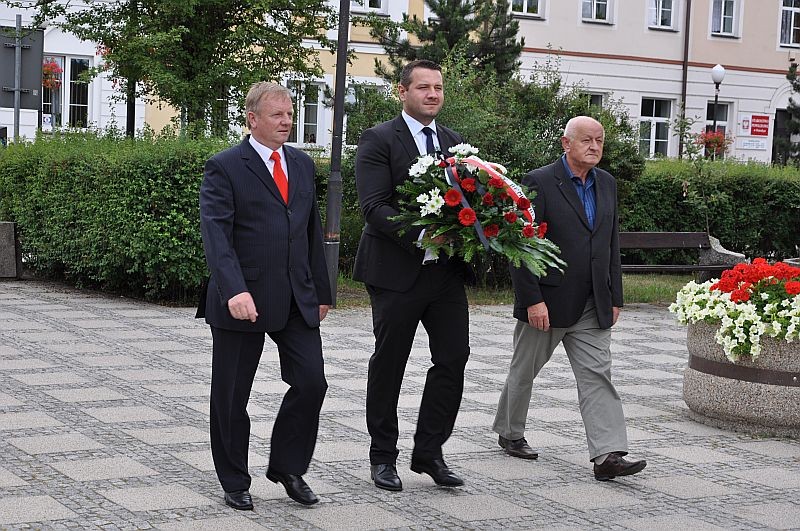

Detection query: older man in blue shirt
xmin=493 ymin=116 xmax=647 ymax=482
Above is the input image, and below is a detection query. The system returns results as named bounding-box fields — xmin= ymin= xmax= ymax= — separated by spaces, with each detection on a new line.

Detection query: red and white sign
xmin=738 ymin=113 xmax=770 ymax=137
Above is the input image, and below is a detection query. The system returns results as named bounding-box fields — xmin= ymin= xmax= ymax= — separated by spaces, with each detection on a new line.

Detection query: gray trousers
xmin=493 ymin=299 xmax=628 ymax=461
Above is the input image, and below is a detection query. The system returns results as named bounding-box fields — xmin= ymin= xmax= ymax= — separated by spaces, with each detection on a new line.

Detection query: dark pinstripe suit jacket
xmin=199 ymin=137 xmax=331 ymax=332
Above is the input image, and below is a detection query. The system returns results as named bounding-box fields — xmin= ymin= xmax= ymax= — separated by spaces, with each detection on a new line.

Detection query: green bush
xmin=0 ymin=131 xmax=230 ymax=301
xmin=621 ymin=159 xmax=800 ymax=260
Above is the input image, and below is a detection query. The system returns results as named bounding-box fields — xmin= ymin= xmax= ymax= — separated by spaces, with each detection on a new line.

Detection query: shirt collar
xmin=561 ymin=154 xmax=596 ymax=185
xmin=402 ymin=110 xmax=436 ymax=138
xmin=249 ymin=134 xmax=285 ymax=163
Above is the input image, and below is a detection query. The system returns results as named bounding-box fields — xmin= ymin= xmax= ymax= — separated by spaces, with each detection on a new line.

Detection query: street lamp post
xmin=710 ymin=64 xmax=726 ymax=160
xmin=711 ymin=64 xmax=726 ymax=133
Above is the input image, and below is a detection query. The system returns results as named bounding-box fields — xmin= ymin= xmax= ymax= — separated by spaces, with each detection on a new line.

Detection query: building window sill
xmin=648 ymin=25 xmax=679 ymax=33
xmin=710 ymin=32 xmax=740 ymax=39
xmin=511 ymin=13 xmax=545 ymax=21
xmin=582 ymin=19 xmax=613 ymax=26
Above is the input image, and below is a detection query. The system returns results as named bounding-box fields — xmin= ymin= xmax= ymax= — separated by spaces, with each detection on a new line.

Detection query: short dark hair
xmin=399 ymin=60 xmax=442 ymax=88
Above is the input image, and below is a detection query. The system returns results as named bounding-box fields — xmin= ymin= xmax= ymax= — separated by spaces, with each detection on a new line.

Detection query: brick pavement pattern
xmin=0 ymin=280 xmax=798 ymax=530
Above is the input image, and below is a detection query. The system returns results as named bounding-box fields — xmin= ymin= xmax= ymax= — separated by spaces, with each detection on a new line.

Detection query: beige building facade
xmin=4 ymin=0 xmax=794 ymax=163
xmin=308 ymin=0 xmax=795 ymax=163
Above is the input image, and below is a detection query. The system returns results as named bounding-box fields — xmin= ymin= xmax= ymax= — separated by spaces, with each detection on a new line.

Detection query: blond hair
xmin=245 ymin=82 xmax=292 ymax=128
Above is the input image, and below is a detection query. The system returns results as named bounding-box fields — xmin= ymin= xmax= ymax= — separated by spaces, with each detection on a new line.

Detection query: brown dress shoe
xmin=593 ymin=452 xmax=647 ymax=481
xmin=498 ymin=435 xmax=539 ymax=459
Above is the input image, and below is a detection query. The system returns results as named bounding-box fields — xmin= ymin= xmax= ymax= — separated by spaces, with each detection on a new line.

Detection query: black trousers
xmin=365 ymin=262 xmax=470 ymax=465
xmin=209 ymin=301 xmax=327 ymax=492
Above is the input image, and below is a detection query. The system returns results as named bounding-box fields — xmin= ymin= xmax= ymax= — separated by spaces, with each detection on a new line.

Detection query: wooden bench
xmin=619 ymin=232 xmax=746 ymax=277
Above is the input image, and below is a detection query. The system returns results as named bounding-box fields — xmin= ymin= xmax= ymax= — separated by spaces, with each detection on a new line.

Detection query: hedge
xmin=0 ymin=133 xmax=228 ymax=301
xmin=2 ymin=134 xmax=798 ymax=302
xmin=620 ymin=160 xmax=800 ymax=261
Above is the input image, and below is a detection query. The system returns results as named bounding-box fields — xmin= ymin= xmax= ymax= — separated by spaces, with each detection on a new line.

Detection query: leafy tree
xmin=359 ymin=0 xmax=523 ymax=83
xmin=6 ymin=0 xmax=336 ymax=134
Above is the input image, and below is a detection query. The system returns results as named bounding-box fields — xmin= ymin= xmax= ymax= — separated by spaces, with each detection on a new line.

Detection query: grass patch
xmin=622 ymin=273 xmax=692 ymax=304
xmin=333 ymin=273 xmax=692 ymax=308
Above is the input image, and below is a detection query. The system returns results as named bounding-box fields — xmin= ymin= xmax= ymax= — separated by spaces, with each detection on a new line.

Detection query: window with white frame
xmin=639 ymin=98 xmax=671 ymax=157
xmin=780 ymin=0 xmax=800 ymax=46
xmin=288 ymin=81 xmax=321 ymax=144
xmin=705 ymin=101 xmax=729 ymax=134
xmin=582 ymin=0 xmax=611 ymax=23
xmin=350 ymin=0 xmax=386 ymax=14
xmin=711 ymin=0 xmax=737 ymax=36
xmin=41 ymin=55 xmax=91 ymax=129
xmin=511 ymin=0 xmax=542 ymax=16
xmin=649 ymin=0 xmax=676 ymax=29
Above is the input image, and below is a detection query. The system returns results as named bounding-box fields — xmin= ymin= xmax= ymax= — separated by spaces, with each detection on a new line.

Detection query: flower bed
xmin=671 ymin=259 xmax=800 ymax=437
xmin=670 ymin=258 xmax=800 ymax=361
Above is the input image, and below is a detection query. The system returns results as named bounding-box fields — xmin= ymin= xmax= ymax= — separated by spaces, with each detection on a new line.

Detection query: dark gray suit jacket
xmin=511 ymin=159 xmax=623 ymax=329
xmin=352 ymin=115 xmax=464 ymax=291
xmin=199 ymin=137 xmax=331 ymax=332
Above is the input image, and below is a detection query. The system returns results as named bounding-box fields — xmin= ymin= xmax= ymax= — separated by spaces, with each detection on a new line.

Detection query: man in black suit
xmin=199 ymin=82 xmax=331 ymax=509
xmin=493 ymin=116 xmax=647 ymax=481
xmin=353 ymin=60 xmax=469 ymax=491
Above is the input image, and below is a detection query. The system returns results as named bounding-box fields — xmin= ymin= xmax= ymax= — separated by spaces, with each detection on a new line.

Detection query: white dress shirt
xmin=249 ymin=135 xmax=289 ymax=181
xmin=401 ymin=111 xmax=443 ymax=264
xmin=402 ymin=110 xmax=440 ymax=156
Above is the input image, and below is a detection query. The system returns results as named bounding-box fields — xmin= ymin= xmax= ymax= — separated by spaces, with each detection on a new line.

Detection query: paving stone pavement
xmin=0 ymin=279 xmax=798 ymax=530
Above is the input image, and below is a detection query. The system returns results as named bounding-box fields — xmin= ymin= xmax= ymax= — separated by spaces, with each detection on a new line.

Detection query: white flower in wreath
xmin=419 ymin=188 xmax=444 ymax=217
xmin=450 ymin=143 xmax=479 ymax=157
xmin=409 ymin=155 xmax=437 ymax=177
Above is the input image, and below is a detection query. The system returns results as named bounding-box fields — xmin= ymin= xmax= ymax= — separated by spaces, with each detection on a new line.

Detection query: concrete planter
xmin=683 ymin=321 xmax=800 ymax=437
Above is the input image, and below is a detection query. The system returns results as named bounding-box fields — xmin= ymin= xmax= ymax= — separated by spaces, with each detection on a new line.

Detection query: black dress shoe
xmin=593 ymin=452 xmax=647 ymax=481
xmin=224 ymin=489 xmax=253 ymax=511
xmin=266 ymin=469 xmax=319 ymax=505
xmin=410 ymin=458 xmax=464 ymax=487
xmin=371 ymin=463 xmax=403 ymax=491
xmin=498 ymin=435 xmax=539 ymax=459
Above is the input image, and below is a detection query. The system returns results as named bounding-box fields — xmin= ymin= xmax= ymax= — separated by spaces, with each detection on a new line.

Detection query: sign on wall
xmin=738 ymin=113 xmax=770 ymax=138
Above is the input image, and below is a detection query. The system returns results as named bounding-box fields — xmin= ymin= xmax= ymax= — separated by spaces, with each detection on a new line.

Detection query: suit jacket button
xmin=287 ymin=209 xmax=292 ymax=216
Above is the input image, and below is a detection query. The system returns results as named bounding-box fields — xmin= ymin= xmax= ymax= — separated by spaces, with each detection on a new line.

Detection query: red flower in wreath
xmin=460 ymin=178 xmax=476 ymax=192
xmin=497 ymin=190 xmax=509 ymax=201
xmin=516 ymin=197 xmax=531 ymax=210
xmin=458 ymin=207 xmax=477 ymax=226
xmin=487 ymin=176 xmax=505 ymax=189
xmin=503 ymin=211 xmax=518 ymax=224
xmin=482 ymin=193 xmax=494 ymax=206
xmin=444 ymin=189 xmax=462 ymax=207
xmin=522 ymin=224 xmax=535 ymax=238
xmin=483 ymin=224 xmax=500 ymax=238
xmin=537 ymin=222 xmax=548 ymax=238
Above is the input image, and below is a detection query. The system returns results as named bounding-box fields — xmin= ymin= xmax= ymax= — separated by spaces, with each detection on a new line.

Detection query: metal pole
xmin=323 ymin=0 xmax=350 ymax=307
xmin=712 ymin=83 xmax=720 ymax=160
xmin=678 ymin=0 xmax=692 ymax=159
xmin=13 ymin=14 xmax=22 ymax=141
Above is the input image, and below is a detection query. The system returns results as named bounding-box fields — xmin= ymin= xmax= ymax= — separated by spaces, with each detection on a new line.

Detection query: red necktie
xmin=270 ymin=151 xmax=289 ymax=203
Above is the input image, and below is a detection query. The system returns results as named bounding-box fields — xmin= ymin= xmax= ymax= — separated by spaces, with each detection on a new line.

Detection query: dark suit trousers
xmin=365 ymin=262 xmax=470 ymax=465
xmin=210 ymin=300 xmax=327 ymax=492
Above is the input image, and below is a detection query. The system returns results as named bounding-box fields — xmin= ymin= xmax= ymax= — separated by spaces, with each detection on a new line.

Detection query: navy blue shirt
xmin=561 ymin=154 xmax=596 ymax=229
